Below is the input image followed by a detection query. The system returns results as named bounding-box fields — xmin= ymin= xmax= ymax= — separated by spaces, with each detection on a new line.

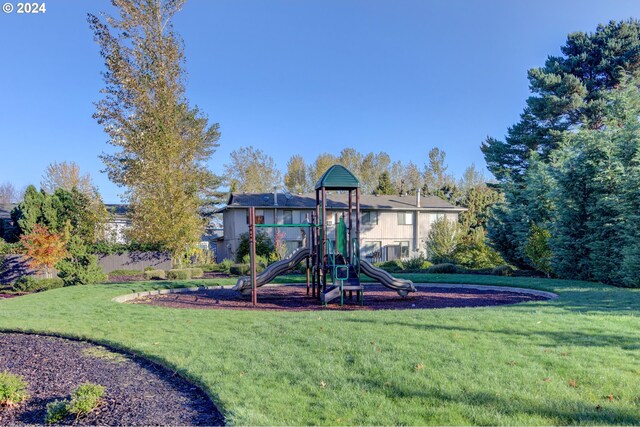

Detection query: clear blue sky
xmin=1 ymin=0 xmax=638 ymax=203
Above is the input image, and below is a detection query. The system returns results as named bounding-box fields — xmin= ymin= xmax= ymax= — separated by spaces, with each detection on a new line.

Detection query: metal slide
xmin=360 ymin=259 xmax=416 ymax=296
xmin=233 ymin=247 xmax=311 ymax=294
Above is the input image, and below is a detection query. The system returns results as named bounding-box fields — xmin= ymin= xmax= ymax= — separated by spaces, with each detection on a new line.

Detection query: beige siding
xmin=219 ymin=207 xmax=461 ymax=262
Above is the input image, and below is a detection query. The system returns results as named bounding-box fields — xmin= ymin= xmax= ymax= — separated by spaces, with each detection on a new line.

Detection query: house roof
xmin=314 ymin=164 xmax=360 ymax=190
xmin=105 ymin=204 xmax=128 ymax=219
xmin=219 ymin=192 xmax=466 ymax=212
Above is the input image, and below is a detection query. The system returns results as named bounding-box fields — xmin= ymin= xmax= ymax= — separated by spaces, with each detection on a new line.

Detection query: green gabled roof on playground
xmin=314 ymin=165 xmax=360 ymax=190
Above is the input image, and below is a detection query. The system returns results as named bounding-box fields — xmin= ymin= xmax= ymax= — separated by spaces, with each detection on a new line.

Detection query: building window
xmin=246 ymin=209 xmax=265 ymax=224
xmin=283 ymin=210 xmax=293 ymax=224
xmin=397 ymin=212 xmax=413 ymax=225
xmin=363 ymin=241 xmax=382 ymax=262
xmin=396 ymin=241 xmax=410 ymax=258
xmin=362 ymin=211 xmax=378 ymax=225
xmin=429 ymin=213 xmax=445 ymax=224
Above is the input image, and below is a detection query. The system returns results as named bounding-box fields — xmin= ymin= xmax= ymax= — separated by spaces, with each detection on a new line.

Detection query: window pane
xmin=283 ymin=210 xmax=293 ymax=224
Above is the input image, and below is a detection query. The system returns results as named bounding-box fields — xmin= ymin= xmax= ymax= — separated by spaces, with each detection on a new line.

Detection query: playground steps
xmin=321 ymin=269 xmax=364 ymax=306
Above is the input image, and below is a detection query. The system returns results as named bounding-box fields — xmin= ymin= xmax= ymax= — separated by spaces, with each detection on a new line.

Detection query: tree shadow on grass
xmin=358 ymin=377 xmax=640 ymax=425
xmin=342 ymin=318 xmax=640 ymax=351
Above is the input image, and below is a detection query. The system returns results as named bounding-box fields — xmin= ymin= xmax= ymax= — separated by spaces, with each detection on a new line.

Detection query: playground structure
xmin=233 ymin=165 xmax=416 ymax=305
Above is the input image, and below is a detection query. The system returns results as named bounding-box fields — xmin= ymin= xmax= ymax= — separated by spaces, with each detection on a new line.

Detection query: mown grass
xmin=0 ymin=275 xmax=639 ymax=425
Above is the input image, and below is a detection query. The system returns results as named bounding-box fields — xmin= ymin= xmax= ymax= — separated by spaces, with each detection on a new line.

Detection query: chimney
xmin=274 ymin=188 xmax=278 ymax=206
xmin=416 ymin=189 xmax=421 ymax=208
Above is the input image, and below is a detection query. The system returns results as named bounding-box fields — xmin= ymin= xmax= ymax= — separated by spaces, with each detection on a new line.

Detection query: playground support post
xmin=249 ymin=207 xmax=257 ymax=306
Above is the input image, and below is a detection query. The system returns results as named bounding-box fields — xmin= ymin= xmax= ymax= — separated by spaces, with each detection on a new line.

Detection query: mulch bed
xmin=0 ymin=333 xmax=224 ymax=426
xmin=132 ymin=284 xmax=548 ymax=311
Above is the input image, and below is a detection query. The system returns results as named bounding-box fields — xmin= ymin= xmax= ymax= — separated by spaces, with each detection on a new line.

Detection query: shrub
xmin=241 ymin=254 xmax=267 ymax=273
xmin=0 ymin=371 xmax=30 ymax=407
xmin=144 ymin=269 xmax=166 ymax=280
xmin=0 ymin=240 xmax=23 ymax=255
xmin=375 ymin=260 xmax=403 ymax=273
xmin=426 ymin=218 xmax=463 ymax=264
xmin=108 ymin=269 xmax=143 ymax=276
xmin=12 ymin=276 xmax=64 ymax=293
xmin=45 ymin=400 xmax=69 ymax=424
xmin=492 ymin=265 xmax=516 ymax=276
xmin=188 ymin=267 xmax=204 ymax=278
xmin=524 ymin=224 xmax=552 ymax=277
xmin=230 ymin=264 xmax=250 ymax=276
xmin=67 ymin=383 xmax=105 ymax=417
xmin=167 ymin=269 xmax=192 ymax=280
xmin=453 ymin=228 xmax=505 ymax=269
xmin=56 ymin=237 xmax=107 ymax=286
xmin=426 ymin=263 xmax=459 ymax=274
xmin=401 ymin=255 xmax=427 ymax=272
xmin=20 ymin=225 xmax=68 ymax=278
xmin=236 ymin=230 xmax=275 ymax=262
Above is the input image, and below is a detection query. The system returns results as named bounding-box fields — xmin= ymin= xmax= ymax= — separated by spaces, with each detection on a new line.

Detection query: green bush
xmin=401 ymin=255 xmax=427 ymax=272
xmin=188 ymin=267 xmax=204 ymax=278
xmin=0 ymin=370 xmax=30 ymax=407
xmin=492 ymin=265 xmax=516 ymax=276
xmin=241 ymin=254 xmax=267 ymax=273
xmin=67 ymin=383 xmax=105 ymax=417
xmin=144 ymin=269 xmax=166 ymax=280
xmin=0 ymin=240 xmax=23 ymax=255
xmin=425 ymin=263 xmax=459 ymax=274
xmin=56 ymin=237 xmax=107 ymax=286
xmin=375 ymin=260 xmax=404 ymax=273
xmin=108 ymin=269 xmax=143 ymax=276
xmin=201 ymin=258 xmax=233 ymax=273
xmin=167 ymin=269 xmax=192 ymax=280
xmin=236 ymin=230 xmax=275 ymax=262
xmin=230 ymin=264 xmax=250 ymax=276
xmin=45 ymin=400 xmax=69 ymax=424
xmin=12 ymin=276 xmax=64 ymax=293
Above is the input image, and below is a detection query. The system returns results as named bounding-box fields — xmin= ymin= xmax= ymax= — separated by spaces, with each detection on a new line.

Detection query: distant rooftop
xmin=220 ymin=192 xmax=466 ymax=212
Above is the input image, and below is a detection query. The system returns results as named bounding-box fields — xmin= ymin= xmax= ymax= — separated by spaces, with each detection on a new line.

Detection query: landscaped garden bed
xmin=0 ymin=333 xmax=223 ymax=426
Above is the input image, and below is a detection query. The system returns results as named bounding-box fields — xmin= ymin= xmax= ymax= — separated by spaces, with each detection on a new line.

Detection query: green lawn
xmin=0 ymin=275 xmax=639 ymax=425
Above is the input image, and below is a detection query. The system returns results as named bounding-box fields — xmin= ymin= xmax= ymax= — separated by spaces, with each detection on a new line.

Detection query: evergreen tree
xmin=11 ymin=185 xmax=58 ymax=236
xmin=483 ymin=20 xmax=640 ymax=268
xmin=375 ymin=172 xmax=395 ymax=195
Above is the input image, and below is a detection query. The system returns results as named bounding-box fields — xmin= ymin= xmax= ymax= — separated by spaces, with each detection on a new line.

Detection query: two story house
xmin=216 ymin=191 xmax=466 ymax=262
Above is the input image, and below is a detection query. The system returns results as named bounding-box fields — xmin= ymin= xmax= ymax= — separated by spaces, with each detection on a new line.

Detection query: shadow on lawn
xmin=343 ymin=318 xmax=640 ymax=351
xmin=360 ymin=377 xmax=640 ymax=425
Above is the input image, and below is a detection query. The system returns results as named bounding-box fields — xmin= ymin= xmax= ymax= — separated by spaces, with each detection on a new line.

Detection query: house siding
xmin=219 ymin=206 xmax=461 ymax=263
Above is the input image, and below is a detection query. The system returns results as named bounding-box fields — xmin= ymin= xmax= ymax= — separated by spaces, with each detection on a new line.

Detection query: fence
xmin=0 ymin=251 xmax=172 ymax=284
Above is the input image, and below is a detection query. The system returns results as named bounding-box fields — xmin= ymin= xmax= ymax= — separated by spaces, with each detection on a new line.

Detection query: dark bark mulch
xmin=0 ymin=333 xmax=224 ymax=426
xmin=133 ymin=284 xmax=548 ymax=311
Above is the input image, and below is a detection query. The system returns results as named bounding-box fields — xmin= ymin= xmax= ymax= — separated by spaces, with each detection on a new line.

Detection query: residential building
xmin=216 ymin=191 xmax=466 ymax=262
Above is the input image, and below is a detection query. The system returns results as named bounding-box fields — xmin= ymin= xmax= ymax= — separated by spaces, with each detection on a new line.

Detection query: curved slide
xmin=233 ymin=247 xmax=311 ymax=294
xmin=360 ymin=259 xmax=416 ymax=297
